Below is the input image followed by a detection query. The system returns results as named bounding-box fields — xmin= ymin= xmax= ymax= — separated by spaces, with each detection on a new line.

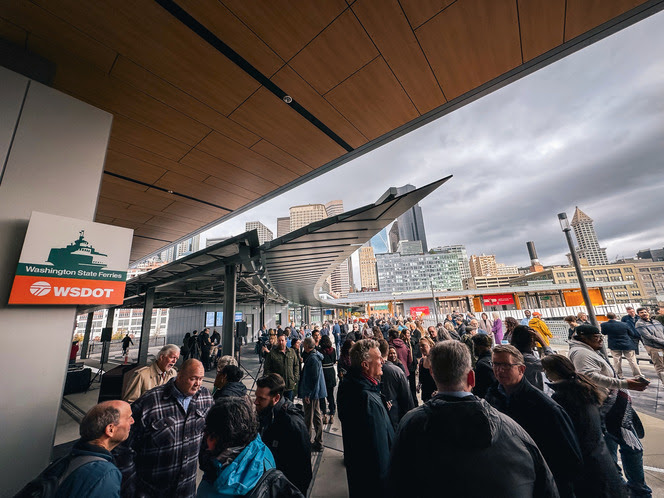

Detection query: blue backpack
xmin=14 ymin=454 xmax=104 ymax=497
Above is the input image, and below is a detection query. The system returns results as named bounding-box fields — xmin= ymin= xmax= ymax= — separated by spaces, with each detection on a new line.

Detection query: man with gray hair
xmin=122 ymin=344 xmax=180 ymax=403
xmin=338 ymin=339 xmax=394 ymax=497
xmin=388 ymin=341 xmax=557 ymax=497
xmin=56 ymin=400 xmax=133 ymax=497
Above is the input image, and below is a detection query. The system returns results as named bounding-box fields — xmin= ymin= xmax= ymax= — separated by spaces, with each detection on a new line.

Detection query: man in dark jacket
xmin=387 ymin=340 xmax=557 ymax=498
xmin=256 ymin=374 xmax=312 ymax=495
xmin=338 ymin=339 xmax=394 ymax=498
xmin=56 ymin=400 xmax=133 ymax=497
xmin=471 ymin=334 xmax=495 ymax=398
xmin=377 ymin=339 xmax=413 ymax=429
xmin=601 ymin=312 xmax=642 ymax=378
xmin=213 ymin=364 xmax=247 ymax=400
xmin=263 ymin=333 xmax=300 ymax=401
xmin=486 ymin=345 xmax=582 ymax=498
xmin=299 ymin=337 xmax=327 ymax=452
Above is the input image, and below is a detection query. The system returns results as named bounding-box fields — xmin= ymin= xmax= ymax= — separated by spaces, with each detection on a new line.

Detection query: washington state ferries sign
xmin=9 ymin=212 xmax=133 ymax=305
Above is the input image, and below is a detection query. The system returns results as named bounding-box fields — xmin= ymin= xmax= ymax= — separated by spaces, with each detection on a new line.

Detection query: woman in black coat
xmin=541 ymin=354 xmax=627 ymax=498
xmin=319 ymin=335 xmax=337 ymax=424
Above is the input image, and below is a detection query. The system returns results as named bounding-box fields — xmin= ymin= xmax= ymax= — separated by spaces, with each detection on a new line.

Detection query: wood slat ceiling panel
xmin=31 ymin=0 xmax=260 ymax=115
xmin=178 ymin=0 xmax=284 ymax=77
xmin=352 ymin=0 xmax=446 ymax=114
xmin=565 ymin=0 xmax=646 ymax=40
xmin=104 ymin=150 xmax=166 ymax=185
xmin=110 ymin=56 xmax=260 ymax=148
xmin=160 ymin=200 xmax=228 ymax=224
xmin=110 ymin=115 xmax=191 ymax=162
xmin=326 ymin=57 xmax=419 ymax=140
xmin=270 ymin=65 xmax=368 ymax=149
xmin=141 ymin=215 xmax=202 ymax=234
xmin=131 ymin=240 xmax=169 ymax=261
xmin=121 ymin=202 xmax=223 ymax=228
xmin=134 ymin=224 xmax=190 ymax=241
xmin=153 ymin=171 xmax=249 ymax=210
xmin=221 ymin=0 xmax=347 ymax=61
xmin=0 ymin=1 xmax=116 ymax=72
xmin=518 ymin=0 xmax=565 ymax=62
xmin=415 ymin=0 xmax=522 ymax=100
xmin=196 ymin=131 xmax=299 ymax=184
xmin=202 ymin=175 xmax=263 ymax=202
xmin=0 ymin=17 xmax=27 ymax=46
xmin=229 ymin=87 xmax=346 ymax=168
xmin=28 ymin=41 xmax=211 ymax=147
xmin=250 ymin=140 xmax=312 ymax=177
xmin=399 ymin=0 xmax=455 ymax=30
xmin=97 ymin=197 xmax=154 ymax=225
xmin=289 ymin=9 xmax=379 ymax=95
xmin=99 ymin=178 xmax=175 ymax=212
xmin=180 ymin=149 xmax=277 ymax=196
xmin=107 ymin=139 xmax=209 ymax=183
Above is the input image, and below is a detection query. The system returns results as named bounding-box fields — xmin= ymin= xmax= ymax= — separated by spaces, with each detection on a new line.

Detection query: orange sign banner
xmin=9 ymin=276 xmax=126 ymax=305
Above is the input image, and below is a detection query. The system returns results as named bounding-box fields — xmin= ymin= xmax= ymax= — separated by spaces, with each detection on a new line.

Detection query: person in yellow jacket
xmin=528 ymin=312 xmax=553 ymax=346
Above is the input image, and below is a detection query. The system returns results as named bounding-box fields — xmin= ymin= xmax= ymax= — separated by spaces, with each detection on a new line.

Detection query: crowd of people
xmin=36 ymin=305 xmax=664 ymax=497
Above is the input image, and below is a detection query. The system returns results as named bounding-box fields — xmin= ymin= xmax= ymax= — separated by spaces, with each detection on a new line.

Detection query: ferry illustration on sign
xmin=47 ymin=230 xmax=108 ymax=270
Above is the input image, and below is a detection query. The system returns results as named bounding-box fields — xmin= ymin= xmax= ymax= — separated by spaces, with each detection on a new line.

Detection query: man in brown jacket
xmin=122 ymin=344 xmax=179 ymax=402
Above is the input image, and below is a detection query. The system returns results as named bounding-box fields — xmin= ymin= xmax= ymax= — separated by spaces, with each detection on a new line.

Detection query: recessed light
xmin=283 ymin=95 xmax=293 ymax=104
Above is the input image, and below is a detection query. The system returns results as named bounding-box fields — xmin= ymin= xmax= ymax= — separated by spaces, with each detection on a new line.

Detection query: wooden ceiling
xmin=0 ymin=0 xmax=657 ymax=262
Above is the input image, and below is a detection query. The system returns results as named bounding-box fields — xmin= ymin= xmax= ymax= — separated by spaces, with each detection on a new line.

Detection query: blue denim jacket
xmin=298 ymin=350 xmax=327 ymax=399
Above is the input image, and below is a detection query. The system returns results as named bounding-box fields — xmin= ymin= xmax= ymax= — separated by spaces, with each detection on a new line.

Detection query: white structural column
xmin=0 ymin=66 xmax=112 ymax=495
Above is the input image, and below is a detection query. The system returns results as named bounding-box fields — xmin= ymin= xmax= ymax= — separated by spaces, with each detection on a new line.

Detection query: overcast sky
xmin=204 ymin=11 xmax=664 ymax=285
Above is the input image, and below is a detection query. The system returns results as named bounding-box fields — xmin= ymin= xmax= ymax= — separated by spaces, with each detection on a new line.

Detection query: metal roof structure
xmin=260 ymin=176 xmax=451 ymax=306
xmin=79 ymin=176 xmax=451 ymax=313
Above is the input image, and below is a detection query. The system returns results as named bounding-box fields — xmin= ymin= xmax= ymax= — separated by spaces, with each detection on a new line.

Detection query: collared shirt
xmin=117 ymin=378 xmax=213 ymax=497
xmin=173 ymin=385 xmax=193 ymax=412
xmin=438 ymin=390 xmax=473 ymax=398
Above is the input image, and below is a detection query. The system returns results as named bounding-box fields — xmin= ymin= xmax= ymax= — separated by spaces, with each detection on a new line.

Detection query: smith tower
xmin=571 ymin=207 xmax=608 ymax=266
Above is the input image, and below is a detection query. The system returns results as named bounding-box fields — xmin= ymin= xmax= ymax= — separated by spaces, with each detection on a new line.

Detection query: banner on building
xmin=410 ymin=306 xmax=430 ymax=318
xmin=8 ymin=212 xmax=133 ymax=305
xmin=482 ymin=294 xmax=515 ymax=307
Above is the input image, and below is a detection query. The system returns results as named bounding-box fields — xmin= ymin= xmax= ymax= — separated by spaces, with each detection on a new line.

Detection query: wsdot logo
xmin=30 ymin=281 xmax=52 ymax=296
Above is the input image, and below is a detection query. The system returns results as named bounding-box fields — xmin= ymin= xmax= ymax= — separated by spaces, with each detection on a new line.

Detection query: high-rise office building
xmin=389 ymin=221 xmax=400 ymax=253
xmin=276 ymin=217 xmax=290 ymax=238
xmin=395 ymin=184 xmax=428 ymax=252
xmin=469 ymin=254 xmax=498 ymax=277
xmin=376 ymin=252 xmax=462 ymax=292
xmin=397 ymin=240 xmax=423 ymax=255
xmin=325 ymin=200 xmax=344 ymax=217
xmin=370 ymin=227 xmax=390 ymax=254
xmin=496 ymin=263 xmax=520 ymax=275
xmin=176 ymin=234 xmax=200 ymax=259
xmin=289 ymin=204 xmax=327 ymax=232
xmin=570 ymin=207 xmax=608 ymax=266
xmin=359 ymin=245 xmax=379 ymax=290
xmin=245 ymin=221 xmax=273 ymax=245
xmin=431 ymin=245 xmax=471 ymax=281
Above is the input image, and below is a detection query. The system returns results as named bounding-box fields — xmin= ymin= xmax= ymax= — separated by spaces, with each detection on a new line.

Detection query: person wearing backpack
xmin=17 ymin=400 xmax=133 ymax=498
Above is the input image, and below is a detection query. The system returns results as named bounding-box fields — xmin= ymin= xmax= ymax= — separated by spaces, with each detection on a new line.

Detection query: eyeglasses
xmin=493 ymin=362 xmax=523 ymax=370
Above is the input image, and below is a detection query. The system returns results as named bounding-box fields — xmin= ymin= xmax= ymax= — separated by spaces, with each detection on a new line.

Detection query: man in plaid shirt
xmin=116 ymin=359 xmax=213 ymax=497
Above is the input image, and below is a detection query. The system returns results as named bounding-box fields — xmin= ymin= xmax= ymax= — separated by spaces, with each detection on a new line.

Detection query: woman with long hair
xmin=319 ymin=335 xmax=337 ymax=424
xmin=401 ymin=329 xmax=419 ymax=407
xmin=541 ymin=355 xmax=626 ymax=498
xmin=503 ymin=317 xmax=519 ymax=343
xmin=417 ymin=337 xmax=436 ymax=402
xmin=337 ymin=339 xmax=354 ymax=379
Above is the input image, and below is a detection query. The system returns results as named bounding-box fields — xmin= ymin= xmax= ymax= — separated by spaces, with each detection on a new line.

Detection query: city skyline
xmin=201 ymin=12 xmax=663 ymax=271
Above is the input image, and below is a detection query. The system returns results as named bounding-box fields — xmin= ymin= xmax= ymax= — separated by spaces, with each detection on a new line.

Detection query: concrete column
xmin=80 ymin=312 xmax=94 ymax=359
xmin=222 ymin=264 xmax=237 ymax=356
xmin=259 ymin=296 xmax=265 ymax=330
xmin=137 ymin=289 xmax=155 ymax=366
xmin=102 ymin=308 xmax=115 ymax=364
xmin=0 ymin=67 xmax=112 ymax=495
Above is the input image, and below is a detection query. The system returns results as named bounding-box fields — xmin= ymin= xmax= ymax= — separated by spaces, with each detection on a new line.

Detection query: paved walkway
xmin=58 ymin=343 xmax=664 ymax=497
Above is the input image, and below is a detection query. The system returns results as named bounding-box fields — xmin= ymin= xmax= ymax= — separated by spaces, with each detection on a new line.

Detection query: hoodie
xmin=197 ymin=435 xmax=275 ymax=497
xmin=213 ymin=381 xmax=248 ymax=401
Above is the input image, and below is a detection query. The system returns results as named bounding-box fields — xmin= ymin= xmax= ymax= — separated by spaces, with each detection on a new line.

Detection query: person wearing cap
xmin=528 ymin=312 xmax=553 ymax=346
xmin=568 ymin=324 xmax=651 ymax=498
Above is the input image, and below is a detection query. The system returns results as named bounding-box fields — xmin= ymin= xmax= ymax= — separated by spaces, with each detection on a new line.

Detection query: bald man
xmin=116 ymin=359 xmax=213 ymax=497
xmin=56 ymin=400 xmax=133 ymax=497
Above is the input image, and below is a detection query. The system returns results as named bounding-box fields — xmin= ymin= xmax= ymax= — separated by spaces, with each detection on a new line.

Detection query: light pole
xmin=430 ymin=278 xmax=440 ymax=325
xmin=558 ymin=212 xmax=599 ymax=328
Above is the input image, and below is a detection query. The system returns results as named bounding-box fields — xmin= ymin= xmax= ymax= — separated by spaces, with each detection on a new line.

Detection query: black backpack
xmin=14 ymin=454 xmax=104 ymax=497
